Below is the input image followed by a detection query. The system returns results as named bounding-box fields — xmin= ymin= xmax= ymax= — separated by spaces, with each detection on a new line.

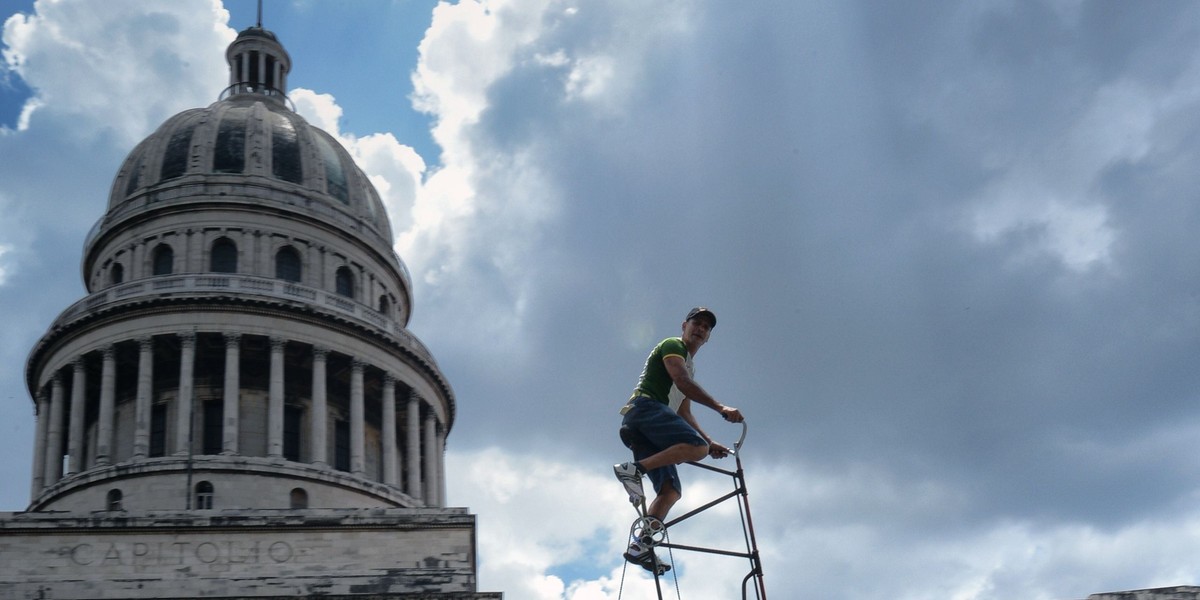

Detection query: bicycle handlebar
xmin=733 ymin=420 xmax=748 ymax=454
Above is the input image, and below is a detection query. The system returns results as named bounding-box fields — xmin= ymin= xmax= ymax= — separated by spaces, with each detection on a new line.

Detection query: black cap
xmin=686 ymin=306 xmax=716 ymax=328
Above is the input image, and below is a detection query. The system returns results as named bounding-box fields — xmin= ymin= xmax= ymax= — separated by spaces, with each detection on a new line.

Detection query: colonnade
xmin=29 ymin=331 xmax=446 ymax=507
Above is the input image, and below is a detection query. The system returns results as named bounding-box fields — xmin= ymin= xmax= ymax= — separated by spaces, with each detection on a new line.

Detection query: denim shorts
xmin=619 ymin=396 xmax=707 ymax=497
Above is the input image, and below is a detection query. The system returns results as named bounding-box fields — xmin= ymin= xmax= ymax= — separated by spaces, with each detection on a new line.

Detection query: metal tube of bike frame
xmin=685 ymin=459 xmax=737 ymax=477
xmin=664 ymin=487 xmax=743 ymax=529
xmin=736 ymin=452 xmax=767 ymax=600
xmin=659 ymin=541 xmax=752 ymax=559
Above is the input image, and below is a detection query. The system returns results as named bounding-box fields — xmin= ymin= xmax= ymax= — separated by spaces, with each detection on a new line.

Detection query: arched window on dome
xmin=152 ymin=244 xmax=174 ymax=276
xmin=290 ymin=488 xmax=308 ymax=509
xmin=110 ymin=263 xmax=125 ymax=285
xmin=214 ymin=109 xmax=248 ymax=174
xmin=194 ymin=481 xmax=214 ymax=510
xmin=106 ymin=489 xmax=123 ymax=511
xmin=275 ymin=246 xmax=302 ymax=283
xmin=314 ymin=134 xmax=349 ymax=204
xmin=160 ymin=122 xmax=196 ymax=180
xmin=271 ymin=114 xmax=302 ymax=184
xmin=210 ymin=237 xmax=238 ymax=273
xmin=378 ymin=294 xmax=390 ymax=316
xmin=335 ymin=267 xmax=355 ymax=299
xmin=124 ymin=147 xmax=145 ymax=196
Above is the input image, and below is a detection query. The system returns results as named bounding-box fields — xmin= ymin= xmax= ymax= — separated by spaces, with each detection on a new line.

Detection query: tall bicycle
xmin=618 ymin=421 xmax=767 ymax=600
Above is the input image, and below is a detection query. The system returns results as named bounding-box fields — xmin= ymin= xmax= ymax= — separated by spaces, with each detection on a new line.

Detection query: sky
xmin=3 ymin=0 xmax=1200 ymax=598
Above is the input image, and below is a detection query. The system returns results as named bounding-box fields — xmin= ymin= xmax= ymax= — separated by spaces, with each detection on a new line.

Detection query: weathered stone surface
xmin=0 ymin=509 xmax=500 ymax=600
xmin=1090 ymin=587 xmax=1200 ymax=600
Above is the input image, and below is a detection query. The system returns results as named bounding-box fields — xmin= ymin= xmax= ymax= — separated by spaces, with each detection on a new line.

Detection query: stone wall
xmin=0 ymin=508 xmax=500 ymax=600
xmin=1090 ymin=587 xmax=1200 ymax=600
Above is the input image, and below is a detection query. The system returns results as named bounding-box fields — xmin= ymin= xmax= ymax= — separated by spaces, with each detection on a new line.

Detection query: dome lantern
xmin=220 ymin=25 xmax=291 ymax=105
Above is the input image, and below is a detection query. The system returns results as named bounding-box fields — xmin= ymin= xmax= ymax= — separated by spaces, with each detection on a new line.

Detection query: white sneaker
xmin=623 ymin=540 xmax=671 ymax=574
xmin=613 ymin=462 xmax=645 ymax=505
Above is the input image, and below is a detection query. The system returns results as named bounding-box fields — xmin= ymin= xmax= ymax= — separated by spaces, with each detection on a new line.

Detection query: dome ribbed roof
xmin=101 ymin=95 xmax=392 ymax=244
xmin=86 ymin=23 xmax=399 ymax=270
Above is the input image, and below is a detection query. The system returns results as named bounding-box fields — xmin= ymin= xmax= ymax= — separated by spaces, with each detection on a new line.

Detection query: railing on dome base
xmin=219 ymin=82 xmax=296 ymax=111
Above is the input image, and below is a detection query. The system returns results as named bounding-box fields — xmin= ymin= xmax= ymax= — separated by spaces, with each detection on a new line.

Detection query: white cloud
xmin=399 ymin=0 xmax=705 ymax=353
xmin=963 ymin=54 xmax=1200 ymax=275
xmin=1 ymin=0 xmax=232 ymax=146
xmin=292 ymin=88 xmax=427 ymax=238
xmin=291 ymin=88 xmax=344 ymax=134
xmin=563 ymin=54 xmax=614 ymax=102
xmin=447 ymin=447 xmax=763 ymax=600
xmin=0 ymin=242 xmax=11 ymax=286
xmin=451 ymin=446 xmax=1200 ymax=600
xmin=969 ymin=185 xmax=1115 ymax=272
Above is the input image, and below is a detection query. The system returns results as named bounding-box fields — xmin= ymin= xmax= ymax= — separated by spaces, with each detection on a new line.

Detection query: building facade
xmin=1088 ymin=588 xmax=1200 ymax=600
xmin=0 ymin=22 xmax=499 ymax=600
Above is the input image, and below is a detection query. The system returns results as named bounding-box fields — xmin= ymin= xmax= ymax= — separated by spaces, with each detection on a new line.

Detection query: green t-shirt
xmin=631 ymin=337 xmax=693 ymax=409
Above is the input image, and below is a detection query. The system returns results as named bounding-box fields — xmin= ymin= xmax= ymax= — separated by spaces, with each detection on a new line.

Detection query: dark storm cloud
xmin=418 ymin=0 xmax=1200 ymax=536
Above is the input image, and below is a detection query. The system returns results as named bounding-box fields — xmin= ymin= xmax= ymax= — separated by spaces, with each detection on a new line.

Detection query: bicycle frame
xmin=649 ymin=422 xmax=767 ymax=600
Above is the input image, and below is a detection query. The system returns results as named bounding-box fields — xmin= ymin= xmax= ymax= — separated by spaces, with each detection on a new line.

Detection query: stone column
xmin=193 ymin=229 xmax=206 ymax=272
xmin=182 ymin=229 xmax=193 ymax=273
xmin=310 ymin=346 xmax=328 ymax=466
xmin=67 ymin=357 xmax=86 ymax=473
xmin=222 ymin=333 xmax=241 ymax=454
xmin=95 ymin=345 xmax=116 ymax=465
xmin=175 ymin=332 xmax=196 ymax=455
xmin=424 ymin=411 xmax=438 ymax=506
xmin=255 ymin=230 xmax=268 ymax=277
xmin=133 ymin=337 xmax=153 ymax=459
xmin=438 ymin=425 xmax=447 ymax=506
xmin=268 ymin=337 xmax=285 ymax=458
xmin=131 ymin=241 xmax=144 ymax=280
xmin=320 ymin=246 xmax=330 ymax=290
xmin=308 ymin=244 xmax=321 ymax=287
xmin=30 ymin=386 xmax=50 ymax=497
xmin=258 ymin=51 xmax=266 ymax=87
xmin=44 ymin=374 xmax=65 ymax=486
xmin=406 ymin=393 xmax=421 ymax=499
xmin=350 ymin=359 xmax=365 ymax=475
xmin=241 ymin=229 xmax=255 ymax=277
xmin=381 ymin=374 xmax=397 ymax=486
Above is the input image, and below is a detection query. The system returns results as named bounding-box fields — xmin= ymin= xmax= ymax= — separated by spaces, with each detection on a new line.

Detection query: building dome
xmin=86 ymin=25 xmax=401 ymax=305
xmin=23 ymin=25 xmax=451 ymax=516
xmin=100 ymin=95 xmax=394 ymax=245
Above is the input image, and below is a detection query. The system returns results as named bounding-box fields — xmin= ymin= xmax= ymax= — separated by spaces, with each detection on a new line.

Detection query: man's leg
xmin=615 ymin=399 xmax=706 ymax=507
xmin=647 ymin=479 xmax=680 ymax=521
xmin=637 ymin=441 xmax=707 ymax=473
xmin=615 ymin=437 xmax=707 ymax=506
xmin=623 ymin=478 xmax=679 ymax=574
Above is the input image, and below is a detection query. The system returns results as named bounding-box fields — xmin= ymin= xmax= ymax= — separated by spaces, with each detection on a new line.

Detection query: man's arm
xmin=663 ymin=355 xmax=744 ymax=423
xmin=676 ymin=398 xmax=732 ymax=458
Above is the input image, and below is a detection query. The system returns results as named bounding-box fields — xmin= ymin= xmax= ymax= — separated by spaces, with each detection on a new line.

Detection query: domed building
xmin=0 ymin=23 xmax=500 ymax=600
